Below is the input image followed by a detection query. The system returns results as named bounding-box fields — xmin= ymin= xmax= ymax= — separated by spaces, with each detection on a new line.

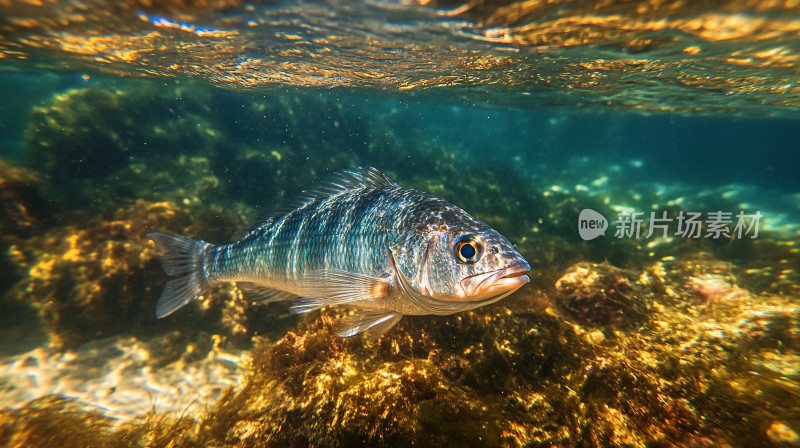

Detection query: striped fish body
xmin=149 ymin=168 xmax=530 ymax=338
xmin=205 ymin=186 xmax=440 ymax=314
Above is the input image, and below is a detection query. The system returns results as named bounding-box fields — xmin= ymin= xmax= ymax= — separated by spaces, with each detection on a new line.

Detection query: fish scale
xmin=206 ymin=188 xmax=416 ymax=289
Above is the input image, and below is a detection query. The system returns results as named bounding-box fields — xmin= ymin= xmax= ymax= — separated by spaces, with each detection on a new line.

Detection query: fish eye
xmin=491 ymin=246 xmax=499 ymax=254
xmin=454 ymin=236 xmax=482 ymax=264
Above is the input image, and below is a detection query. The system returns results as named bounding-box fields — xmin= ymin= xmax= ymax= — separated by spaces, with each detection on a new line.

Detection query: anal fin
xmin=237 ymin=282 xmax=299 ymax=303
xmin=290 ymin=297 xmax=327 ymax=314
xmin=336 ymin=311 xmax=402 ymax=340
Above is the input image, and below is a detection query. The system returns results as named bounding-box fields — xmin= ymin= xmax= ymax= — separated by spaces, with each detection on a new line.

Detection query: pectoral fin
xmin=288 ymin=269 xmax=390 ymax=314
xmin=335 ymin=311 xmax=402 ymax=340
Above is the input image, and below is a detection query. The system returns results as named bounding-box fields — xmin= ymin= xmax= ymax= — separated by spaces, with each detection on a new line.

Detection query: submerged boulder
xmin=0 ymin=161 xmax=48 ymax=239
xmin=0 ymin=161 xmax=49 ymax=299
xmin=0 ymin=394 xmax=196 ymax=448
xmin=195 ymin=305 xmax=591 ymax=447
xmin=25 ymin=83 xmax=222 ymax=211
xmin=553 ymin=262 xmax=653 ymax=327
xmin=6 ymin=201 xmax=190 ymax=348
xmin=3 ymin=195 xmax=292 ymax=350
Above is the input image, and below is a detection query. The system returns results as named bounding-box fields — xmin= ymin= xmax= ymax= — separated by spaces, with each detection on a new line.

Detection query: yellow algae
xmin=62 ymin=234 xmax=81 ymax=261
xmin=29 ymin=258 xmax=55 ymax=280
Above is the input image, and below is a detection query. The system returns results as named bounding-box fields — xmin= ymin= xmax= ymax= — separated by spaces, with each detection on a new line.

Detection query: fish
xmin=148 ymin=167 xmax=530 ymax=338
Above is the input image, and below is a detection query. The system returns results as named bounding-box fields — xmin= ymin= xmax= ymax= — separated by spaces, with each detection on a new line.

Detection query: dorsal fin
xmin=233 ymin=167 xmax=398 ymax=241
xmin=326 ymin=166 xmax=398 ymax=190
xmin=288 ymin=166 xmax=398 ymax=206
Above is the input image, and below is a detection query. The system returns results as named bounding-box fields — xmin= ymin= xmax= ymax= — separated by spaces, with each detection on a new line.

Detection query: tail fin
xmin=148 ymin=232 xmax=211 ymax=318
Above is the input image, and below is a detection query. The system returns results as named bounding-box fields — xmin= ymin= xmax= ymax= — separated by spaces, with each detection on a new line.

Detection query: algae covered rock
xmin=27 ymin=83 xmax=217 ymax=177
xmin=4 ymin=196 xmax=289 ymax=349
xmin=0 ymin=161 xmax=48 ymax=238
xmin=553 ymin=262 xmax=653 ymax=327
xmin=7 ymin=200 xmax=190 ymax=348
xmin=0 ymin=394 xmax=197 ymax=448
xmin=23 ymin=80 xmax=394 ymax=214
xmin=191 ymin=301 xmax=591 ymax=447
xmin=0 ymin=161 xmax=50 ymax=303
xmin=0 ymin=395 xmax=114 ymax=448
xmin=25 ymin=82 xmax=222 ymax=210
xmin=0 ymin=163 xmax=68 ymax=354
xmin=182 ymin=258 xmax=797 ymax=447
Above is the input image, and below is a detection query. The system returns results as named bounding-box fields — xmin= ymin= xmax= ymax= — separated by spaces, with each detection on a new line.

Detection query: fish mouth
xmin=460 ymin=262 xmax=531 ymax=302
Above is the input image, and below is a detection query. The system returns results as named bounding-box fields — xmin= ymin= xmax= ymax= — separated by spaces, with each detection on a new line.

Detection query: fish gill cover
xmin=0 ymin=1 xmax=799 ymax=448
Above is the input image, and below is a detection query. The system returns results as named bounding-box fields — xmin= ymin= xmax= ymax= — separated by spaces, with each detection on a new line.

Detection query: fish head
xmin=406 ymin=213 xmax=530 ymax=305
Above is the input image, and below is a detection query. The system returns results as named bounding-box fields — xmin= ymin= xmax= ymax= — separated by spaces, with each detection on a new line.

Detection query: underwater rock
xmin=6 ymin=200 xmax=192 ymax=348
xmin=0 ymin=394 xmax=197 ymax=448
xmin=553 ymin=262 xmax=651 ymax=327
xmin=766 ymin=421 xmax=800 ymax=447
xmin=25 ymin=83 xmax=221 ymax=210
xmin=23 ymin=81 xmax=402 ymax=217
xmin=27 ymin=84 xmax=217 ymax=175
xmin=186 ymin=260 xmax=796 ymax=447
xmin=187 ymin=302 xmax=592 ymax=447
xmin=0 ymin=395 xmax=114 ymax=448
xmin=685 ymin=273 xmax=747 ymax=304
xmin=0 ymin=163 xmax=58 ymax=356
xmin=0 ymin=161 xmax=48 ymax=238
xmin=5 ymin=196 xmax=287 ymax=350
xmin=0 ymin=161 xmax=50 ymax=303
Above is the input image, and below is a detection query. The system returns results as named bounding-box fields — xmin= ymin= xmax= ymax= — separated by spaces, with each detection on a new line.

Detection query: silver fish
xmin=148 ymin=167 xmax=530 ymax=338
